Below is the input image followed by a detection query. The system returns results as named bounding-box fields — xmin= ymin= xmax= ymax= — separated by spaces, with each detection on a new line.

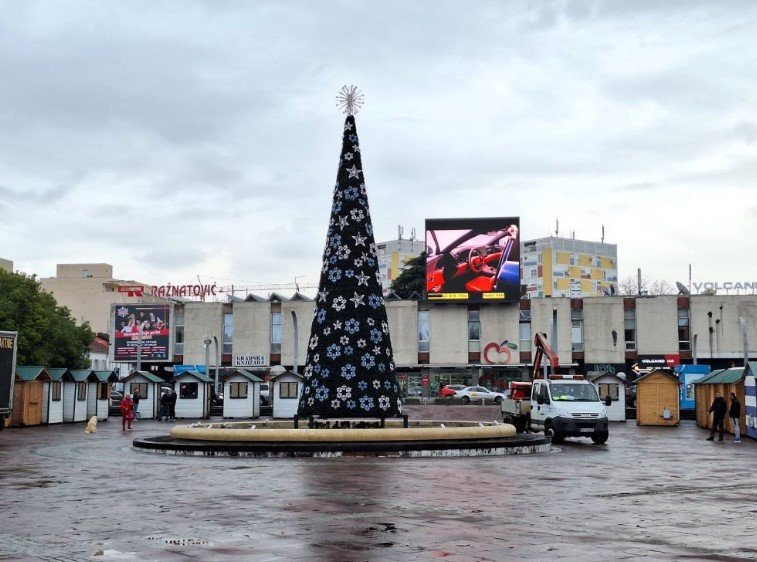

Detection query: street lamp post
xmin=212 ymin=336 xmax=220 ymax=395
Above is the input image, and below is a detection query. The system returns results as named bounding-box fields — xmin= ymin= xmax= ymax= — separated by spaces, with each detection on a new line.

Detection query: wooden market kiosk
xmin=11 ymin=366 xmax=51 ymax=427
xmin=635 ymin=369 xmax=681 ymax=426
xmin=694 ymin=366 xmax=746 ymax=438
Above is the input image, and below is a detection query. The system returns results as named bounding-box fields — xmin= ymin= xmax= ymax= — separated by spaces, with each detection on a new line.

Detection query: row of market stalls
xmin=111 ymin=368 xmax=304 ymax=421
xmin=10 ymin=367 xmax=118 ymax=427
xmin=11 ymin=365 xmax=304 ymax=426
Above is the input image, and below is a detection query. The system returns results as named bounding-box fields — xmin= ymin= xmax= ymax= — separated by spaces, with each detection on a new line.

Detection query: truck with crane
xmin=502 ymin=332 xmax=611 ymax=443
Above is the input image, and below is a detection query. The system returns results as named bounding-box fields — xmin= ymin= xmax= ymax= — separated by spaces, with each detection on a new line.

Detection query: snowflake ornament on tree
xmin=297 ymin=91 xmax=402 ymax=419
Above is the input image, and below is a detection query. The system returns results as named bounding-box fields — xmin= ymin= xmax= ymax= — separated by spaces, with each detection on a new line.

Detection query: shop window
xmin=130 ymin=383 xmax=148 ymax=400
xmin=179 ymin=382 xmax=198 ymax=399
xmin=624 ymin=309 xmax=636 ymax=351
xmin=279 ymin=381 xmax=299 ymax=399
xmin=51 ymin=381 xmax=61 ymax=401
xmin=77 ymin=382 xmax=87 ymax=401
xmin=418 ymin=311 xmax=430 ymax=353
xmin=229 ymin=382 xmax=248 ymax=399
xmin=597 ymin=383 xmax=619 ymax=401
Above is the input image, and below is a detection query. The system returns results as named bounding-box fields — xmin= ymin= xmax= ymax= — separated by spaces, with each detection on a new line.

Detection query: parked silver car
xmin=455 ymin=386 xmax=508 ymax=404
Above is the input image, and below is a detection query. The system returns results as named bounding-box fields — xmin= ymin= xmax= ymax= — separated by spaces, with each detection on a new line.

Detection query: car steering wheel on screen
xmin=468 ymin=247 xmax=486 ymax=273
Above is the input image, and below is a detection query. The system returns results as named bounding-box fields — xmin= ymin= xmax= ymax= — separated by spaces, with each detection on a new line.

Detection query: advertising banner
xmin=425 ymin=217 xmax=521 ymax=303
xmin=0 ymin=331 xmax=18 ymax=412
xmin=113 ymin=304 xmax=172 ymax=362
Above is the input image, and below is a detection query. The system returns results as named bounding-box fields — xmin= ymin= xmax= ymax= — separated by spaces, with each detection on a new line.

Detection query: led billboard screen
xmin=425 ymin=217 xmax=520 ymax=303
xmin=112 ymin=304 xmax=172 ymax=362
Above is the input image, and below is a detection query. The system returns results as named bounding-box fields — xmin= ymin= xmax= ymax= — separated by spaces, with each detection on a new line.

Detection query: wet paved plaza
xmin=1 ymin=408 xmax=755 ymax=561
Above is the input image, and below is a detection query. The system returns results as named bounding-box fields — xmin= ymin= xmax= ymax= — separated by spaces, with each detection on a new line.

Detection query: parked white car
xmin=455 ymin=386 xmax=508 ymax=404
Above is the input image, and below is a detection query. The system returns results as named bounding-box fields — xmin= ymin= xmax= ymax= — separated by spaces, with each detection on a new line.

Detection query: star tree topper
xmin=336 ymin=85 xmax=364 ymax=116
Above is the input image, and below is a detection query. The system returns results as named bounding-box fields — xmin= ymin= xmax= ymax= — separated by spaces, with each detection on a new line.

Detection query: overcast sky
xmin=2 ymin=0 xmax=756 ymax=297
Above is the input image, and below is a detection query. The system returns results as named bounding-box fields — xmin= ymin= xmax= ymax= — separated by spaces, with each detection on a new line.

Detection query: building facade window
xmin=418 ymin=311 xmax=430 ymax=353
xmin=571 ymin=309 xmax=584 ymax=352
xmin=519 ymin=310 xmax=532 ymax=352
xmin=678 ymin=307 xmax=691 ymax=351
xmin=174 ymin=311 xmax=184 ymax=355
xmin=223 ymin=313 xmax=233 ymax=354
xmin=624 ymin=309 xmax=636 ymax=351
xmin=468 ymin=310 xmax=480 ymax=353
xmin=270 ymin=312 xmax=282 ymax=355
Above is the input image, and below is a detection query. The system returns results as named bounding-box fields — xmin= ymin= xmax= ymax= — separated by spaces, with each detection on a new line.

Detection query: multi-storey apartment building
xmin=521 ymin=237 xmax=618 ymax=298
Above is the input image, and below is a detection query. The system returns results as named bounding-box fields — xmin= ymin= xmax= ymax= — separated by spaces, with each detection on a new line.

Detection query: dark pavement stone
xmin=0 ymin=409 xmax=755 ymax=561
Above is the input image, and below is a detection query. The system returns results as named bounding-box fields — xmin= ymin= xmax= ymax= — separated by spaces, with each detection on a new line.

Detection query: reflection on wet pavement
xmin=0 ymin=409 xmax=755 ymax=561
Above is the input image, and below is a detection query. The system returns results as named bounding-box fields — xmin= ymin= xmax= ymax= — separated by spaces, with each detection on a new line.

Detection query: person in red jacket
xmin=121 ymin=393 xmax=134 ymax=431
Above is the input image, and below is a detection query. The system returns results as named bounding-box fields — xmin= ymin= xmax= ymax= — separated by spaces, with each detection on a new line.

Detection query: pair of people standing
xmin=160 ymin=388 xmax=177 ymax=421
xmin=707 ymin=392 xmax=741 ymax=443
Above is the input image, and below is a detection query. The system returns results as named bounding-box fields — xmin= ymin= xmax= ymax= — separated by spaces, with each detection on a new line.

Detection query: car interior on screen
xmin=426 ymin=224 xmax=519 ymax=295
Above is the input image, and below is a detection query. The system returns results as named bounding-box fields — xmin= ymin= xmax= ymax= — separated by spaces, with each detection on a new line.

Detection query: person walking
xmin=168 ymin=389 xmax=177 ymax=420
xmin=120 ymin=393 xmax=134 ymax=431
xmin=729 ymin=392 xmax=741 ymax=443
xmin=706 ymin=392 xmax=727 ymax=441
xmin=132 ymin=389 xmax=141 ymax=421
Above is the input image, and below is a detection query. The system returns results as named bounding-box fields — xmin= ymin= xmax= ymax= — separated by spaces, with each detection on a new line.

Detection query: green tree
xmin=0 ymin=270 xmax=94 ymax=368
xmin=389 ymin=252 xmax=426 ymax=298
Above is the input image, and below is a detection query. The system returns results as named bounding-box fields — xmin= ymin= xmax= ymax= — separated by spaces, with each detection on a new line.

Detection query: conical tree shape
xmin=297 ymin=115 xmax=402 ymax=418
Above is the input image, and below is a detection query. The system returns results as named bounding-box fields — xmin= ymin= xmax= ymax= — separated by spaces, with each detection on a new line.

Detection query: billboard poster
xmin=425 ymin=217 xmax=521 ymax=303
xmin=113 ymin=304 xmax=172 ymax=362
xmin=0 ymin=331 xmax=18 ymax=412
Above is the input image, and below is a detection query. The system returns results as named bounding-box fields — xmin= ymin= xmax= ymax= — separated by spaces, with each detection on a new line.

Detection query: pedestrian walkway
xmin=0 ymin=412 xmax=754 ymax=560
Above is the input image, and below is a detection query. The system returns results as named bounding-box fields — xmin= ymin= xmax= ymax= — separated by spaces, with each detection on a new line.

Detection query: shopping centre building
xmin=120 ymin=292 xmax=755 ymax=398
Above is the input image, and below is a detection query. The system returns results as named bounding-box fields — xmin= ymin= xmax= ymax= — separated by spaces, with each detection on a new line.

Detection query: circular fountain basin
xmin=133 ymin=420 xmax=550 ymax=458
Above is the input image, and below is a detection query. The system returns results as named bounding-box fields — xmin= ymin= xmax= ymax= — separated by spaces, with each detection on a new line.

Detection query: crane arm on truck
xmin=531 ymin=332 xmax=559 ymax=380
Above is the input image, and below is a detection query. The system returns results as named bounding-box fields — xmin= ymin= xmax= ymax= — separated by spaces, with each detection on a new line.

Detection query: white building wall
xmin=429 ymin=306 xmax=468 ymax=364
xmin=690 ymin=296 xmax=757 ymax=359
xmin=479 ymin=304 xmax=520 ymax=365
xmin=530 ymin=298 xmax=572 ymax=365
xmin=282 ymin=300 xmax=315 ymax=369
xmin=583 ymin=298 xmax=625 ymax=364
xmin=636 ymin=297 xmax=678 ymax=354
xmin=231 ymin=301 xmax=272 ymax=365
xmin=182 ymin=302 xmax=224 ymax=364
xmin=386 ymin=301 xmax=418 ymax=366
xmin=222 ymin=376 xmax=259 ymax=418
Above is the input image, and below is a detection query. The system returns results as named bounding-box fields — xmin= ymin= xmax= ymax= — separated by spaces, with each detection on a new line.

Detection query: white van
xmin=530 ymin=376 xmax=610 ymax=444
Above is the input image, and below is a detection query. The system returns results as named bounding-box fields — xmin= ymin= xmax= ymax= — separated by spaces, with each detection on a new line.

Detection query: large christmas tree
xmin=297 ymin=90 xmax=402 ymax=419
